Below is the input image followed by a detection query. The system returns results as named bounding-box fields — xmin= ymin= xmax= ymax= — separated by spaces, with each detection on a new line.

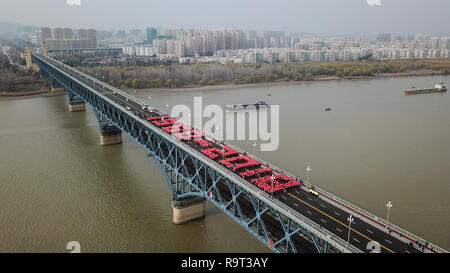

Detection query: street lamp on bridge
xmin=386 ymin=201 xmax=393 ymax=229
xmin=306 ymin=165 xmax=312 ymax=182
xmin=347 ymin=215 xmax=354 ymax=248
xmin=270 ymin=175 xmax=275 ymax=199
xmin=142 ymin=104 xmax=148 ymax=118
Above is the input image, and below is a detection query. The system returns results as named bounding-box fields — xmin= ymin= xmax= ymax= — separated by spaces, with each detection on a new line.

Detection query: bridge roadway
xmin=33 ymin=53 xmax=446 ymax=253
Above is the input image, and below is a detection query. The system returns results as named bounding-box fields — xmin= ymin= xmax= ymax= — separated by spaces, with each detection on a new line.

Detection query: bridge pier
xmin=100 ymin=130 xmax=122 ymax=146
xmin=65 ymin=87 xmax=86 ymax=112
xmin=171 ymin=197 xmax=206 ymax=225
xmin=68 ymin=102 xmax=86 ymax=112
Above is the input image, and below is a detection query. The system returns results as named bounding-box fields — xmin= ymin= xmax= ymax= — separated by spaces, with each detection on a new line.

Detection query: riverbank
xmin=133 ymin=69 xmax=446 ymax=93
xmin=1 ymin=69 xmax=445 ymax=100
xmin=0 ymin=88 xmax=65 ymax=101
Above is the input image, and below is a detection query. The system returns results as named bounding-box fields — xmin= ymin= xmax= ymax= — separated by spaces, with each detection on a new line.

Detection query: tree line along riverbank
xmin=0 ymin=52 xmax=50 ymax=96
xmin=1 ymin=55 xmax=449 ymax=98
xmin=77 ymin=59 xmax=450 ymax=89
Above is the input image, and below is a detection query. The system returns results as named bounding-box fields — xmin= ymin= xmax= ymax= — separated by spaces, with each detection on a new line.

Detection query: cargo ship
xmin=225 ymin=101 xmax=268 ymax=112
xmin=405 ymin=83 xmax=447 ymax=95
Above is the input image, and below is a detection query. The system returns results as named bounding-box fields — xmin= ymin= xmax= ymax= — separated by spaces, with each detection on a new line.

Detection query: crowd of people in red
xmin=251 ymin=174 xmax=301 ymax=194
xmin=147 ymin=115 xmax=301 ymax=194
xmin=201 ymin=146 xmax=239 ymax=160
xmin=219 ymin=156 xmax=261 ymax=172
xmin=240 ymin=167 xmax=273 ymax=179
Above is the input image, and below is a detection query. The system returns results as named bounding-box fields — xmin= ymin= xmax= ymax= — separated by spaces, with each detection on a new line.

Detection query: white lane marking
xmin=353 ymin=238 xmax=360 ymax=243
xmin=294 ymin=203 xmax=299 ymax=207
xmin=321 ymin=219 xmax=327 ymax=223
xmin=366 ymin=229 xmax=374 ymax=234
xmin=334 ymin=212 xmax=340 ymax=216
xmin=336 ymin=228 xmax=343 ymax=233
xmin=307 ymin=197 xmax=312 ymax=201
xmin=295 ymin=190 xmax=301 ymax=194
xmin=385 ymin=239 xmax=393 ymax=244
xmin=405 ymin=250 xmax=410 ymax=253
xmin=320 ymin=204 xmax=326 ymax=208
xmin=281 ymin=196 xmax=286 ymax=200
xmin=306 ymin=211 xmax=312 ymax=215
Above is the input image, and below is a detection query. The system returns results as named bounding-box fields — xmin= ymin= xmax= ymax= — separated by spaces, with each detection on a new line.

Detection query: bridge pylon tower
xmin=25 ymin=41 xmax=33 ymax=72
xmin=42 ymin=40 xmax=47 ymax=55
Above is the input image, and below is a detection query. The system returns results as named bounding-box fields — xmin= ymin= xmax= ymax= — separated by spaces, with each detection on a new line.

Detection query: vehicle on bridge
xmin=309 ymin=188 xmax=319 ymax=197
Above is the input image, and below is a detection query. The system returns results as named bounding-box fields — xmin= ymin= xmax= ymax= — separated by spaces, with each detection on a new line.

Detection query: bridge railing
xmin=225 ymin=142 xmax=447 ymax=253
xmin=178 ymin=137 xmax=363 ymax=253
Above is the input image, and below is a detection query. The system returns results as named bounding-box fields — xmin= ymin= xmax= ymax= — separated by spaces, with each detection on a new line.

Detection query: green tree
xmin=199 ymin=77 xmax=209 ymax=86
xmin=174 ymin=79 xmax=182 ymax=87
xmin=304 ymin=73 xmax=313 ymax=81
xmin=165 ymin=79 xmax=174 ymax=87
xmin=150 ymin=78 xmax=162 ymax=88
xmin=282 ymin=69 xmax=292 ymax=79
xmin=131 ymin=79 xmax=140 ymax=88
xmin=265 ymin=73 xmax=278 ymax=82
xmin=293 ymin=72 xmax=303 ymax=81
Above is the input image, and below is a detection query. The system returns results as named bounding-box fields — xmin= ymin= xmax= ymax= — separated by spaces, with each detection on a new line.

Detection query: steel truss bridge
xmin=46 ymin=48 xmax=122 ymax=61
xmin=32 ymin=52 xmax=447 ymax=254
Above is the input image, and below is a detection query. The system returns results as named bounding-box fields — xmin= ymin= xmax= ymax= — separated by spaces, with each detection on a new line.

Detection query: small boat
xmin=325 ymin=107 xmax=332 ymax=111
xmin=226 ymin=101 xmax=269 ymax=112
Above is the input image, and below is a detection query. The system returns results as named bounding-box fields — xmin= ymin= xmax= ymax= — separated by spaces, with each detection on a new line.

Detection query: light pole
xmin=214 ymin=125 xmax=220 ymax=141
xmin=142 ymin=104 xmax=148 ymax=118
xmin=386 ymin=201 xmax=393 ymax=229
xmin=347 ymin=215 xmax=354 ymax=247
xmin=221 ymin=147 xmax=226 ymax=161
xmin=270 ymin=175 xmax=275 ymax=198
xmin=306 ymin=165 xmax=312 ymax=182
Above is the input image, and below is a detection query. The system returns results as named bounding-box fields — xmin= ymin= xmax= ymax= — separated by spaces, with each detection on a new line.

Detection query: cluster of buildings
xmin=38 ymin=27 xmax=97 ymax=50
xmin=122 ymin=44 xmax=159 ymax=57
xmin=115 ymin=28 xmax=450 ymax=64
xmin=27 ymin=26 xmax=449 ymax=64
xmin=211 ymin=47 xmax=449 ymax=64
xmin=119 ymin=28 xmax=248 ymax=58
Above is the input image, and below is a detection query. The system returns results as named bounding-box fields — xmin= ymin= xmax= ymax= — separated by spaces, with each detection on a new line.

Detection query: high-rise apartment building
xmin=146 ymin=27 xmax=157 ymax=43
xmin=40 ymin=27 xmax=52 ymax=41
xmin=54 ymin=27 xmax=73 ymax=39
xmin=43 ymin=27 xmax=97 ymax=50
xmin=377 ymin=33 xmax=392 ymax=43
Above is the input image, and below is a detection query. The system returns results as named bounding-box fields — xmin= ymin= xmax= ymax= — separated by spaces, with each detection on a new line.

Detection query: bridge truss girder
xmin=33 ymin=55 xmax=341 ymax=254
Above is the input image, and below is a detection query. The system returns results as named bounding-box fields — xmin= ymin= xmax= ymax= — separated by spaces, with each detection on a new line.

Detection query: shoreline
xmin=1 ymin=70 xmax=446 ymax=100
xmin=0 ymin=89 xmax=65 ymax=101
xmin=135 ymin=70 xmax=447 ymax=93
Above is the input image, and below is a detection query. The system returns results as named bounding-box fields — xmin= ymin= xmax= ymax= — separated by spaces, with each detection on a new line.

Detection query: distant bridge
xmin=46 ymin=48 xmax=122 ymax=58
xmin=31 ymin=51 xmax=447 ymax=253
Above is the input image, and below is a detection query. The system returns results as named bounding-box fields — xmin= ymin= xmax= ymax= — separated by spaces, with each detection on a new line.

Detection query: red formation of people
xmin=147 ymin=116 xmax=301 ymax=194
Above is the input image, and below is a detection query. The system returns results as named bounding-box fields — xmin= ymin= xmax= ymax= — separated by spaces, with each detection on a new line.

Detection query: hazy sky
xmin=1 ymin=0 xmax=449 ymax=35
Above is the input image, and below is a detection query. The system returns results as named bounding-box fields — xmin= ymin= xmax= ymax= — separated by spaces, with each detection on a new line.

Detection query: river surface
xmin=0 ymin=75 xmax=449 ymax=252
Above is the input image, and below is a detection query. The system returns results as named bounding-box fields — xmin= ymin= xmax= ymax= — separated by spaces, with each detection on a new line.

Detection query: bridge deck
xmin=32 ymin=52 xmax=446 ymax=254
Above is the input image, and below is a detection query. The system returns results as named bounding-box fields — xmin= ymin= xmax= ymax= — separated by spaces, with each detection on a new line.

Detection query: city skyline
xmin=33 ymin=26 xmax=449 ymax=63
xmin=1 ymin=0 xmax=450 ymax=36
